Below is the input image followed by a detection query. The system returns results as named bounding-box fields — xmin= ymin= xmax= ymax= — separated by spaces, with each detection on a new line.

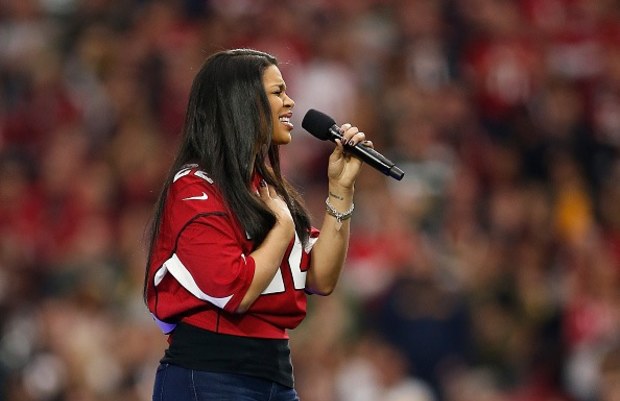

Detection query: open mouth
xmin=279 ymin=115 xmax=293 ymax=128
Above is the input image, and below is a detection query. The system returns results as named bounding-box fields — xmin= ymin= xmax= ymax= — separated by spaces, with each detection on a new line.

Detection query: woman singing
xmin=144 ymin=48 xmax=368 ymax=401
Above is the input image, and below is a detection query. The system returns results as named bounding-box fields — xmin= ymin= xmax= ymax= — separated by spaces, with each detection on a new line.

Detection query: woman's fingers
xmin=257 ymin=179 xmax=269 ymax=197
xmin=268 ymin=184 xmax=279 ymax=199
xmin=339 ymin=123 xmax=366 ymax=146
xmin=257 ymin=180 xmax=281 ymax=200
xmin=348 ymin=131 xmax=366 ymax=146
xmin=257 ymin=180 xmax=287 ymax=207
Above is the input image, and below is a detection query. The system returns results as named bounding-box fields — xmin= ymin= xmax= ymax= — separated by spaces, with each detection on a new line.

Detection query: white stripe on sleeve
xmin=154 ymin=253 xmax=234 ymax=309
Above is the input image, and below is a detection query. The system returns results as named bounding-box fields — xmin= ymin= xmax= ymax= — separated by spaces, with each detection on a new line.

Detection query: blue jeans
xmin=152 ymin=363 xmax=300 ymax=401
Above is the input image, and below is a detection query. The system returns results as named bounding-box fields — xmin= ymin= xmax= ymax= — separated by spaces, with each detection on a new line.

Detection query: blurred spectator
xmin=599 ymin=343 xmax=620 ymax=401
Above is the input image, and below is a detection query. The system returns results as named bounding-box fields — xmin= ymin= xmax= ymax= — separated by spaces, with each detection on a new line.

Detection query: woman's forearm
xmin=236 ymin=226 xmax=292 ymax=312
xmin=306 ymin=185 xmax=354 ymax=295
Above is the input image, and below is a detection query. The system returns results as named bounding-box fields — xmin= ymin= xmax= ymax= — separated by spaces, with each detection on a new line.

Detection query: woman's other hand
xmin=327 ymin=124 xmax=370 ymax=189
xmin=257 ymin=180 xmax=295 ymax=238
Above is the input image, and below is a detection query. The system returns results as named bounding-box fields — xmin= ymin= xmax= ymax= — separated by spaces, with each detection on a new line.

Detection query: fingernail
xmin=260 ymin=179 xmax=267 ymax=187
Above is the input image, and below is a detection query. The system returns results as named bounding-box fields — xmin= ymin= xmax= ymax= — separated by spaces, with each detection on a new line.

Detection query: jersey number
xmin=262 ymin=234 xmax=307 ymax=294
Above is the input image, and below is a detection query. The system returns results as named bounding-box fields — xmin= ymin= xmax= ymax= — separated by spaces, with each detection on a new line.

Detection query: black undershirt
xmin=161 ymin=322 xmax=294 ymax=388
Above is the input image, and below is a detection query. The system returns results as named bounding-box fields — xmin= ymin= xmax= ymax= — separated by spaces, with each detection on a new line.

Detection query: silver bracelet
xmin=325 ymin=197 xmax=354 ymax=223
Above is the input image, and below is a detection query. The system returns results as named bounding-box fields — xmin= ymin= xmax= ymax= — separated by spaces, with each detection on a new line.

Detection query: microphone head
xmin=301 ymin=109 xmax=336 ymax=141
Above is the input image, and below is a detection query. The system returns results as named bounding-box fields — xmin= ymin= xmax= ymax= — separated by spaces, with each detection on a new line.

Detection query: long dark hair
xmin=144 ymin=49 xmax=311 ymax=300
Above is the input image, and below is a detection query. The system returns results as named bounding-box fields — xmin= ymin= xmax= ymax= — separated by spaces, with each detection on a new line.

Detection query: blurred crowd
xmin=1 ymin=0 xmax=620 ymax=400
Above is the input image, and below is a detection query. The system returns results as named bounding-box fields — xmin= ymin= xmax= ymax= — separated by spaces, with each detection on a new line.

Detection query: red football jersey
xmin=146 ymin=165 xmax=319 ymax=339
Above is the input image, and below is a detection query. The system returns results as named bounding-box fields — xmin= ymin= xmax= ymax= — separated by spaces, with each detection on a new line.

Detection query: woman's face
xmin=262 ymin=64 xmax=295 ymax=145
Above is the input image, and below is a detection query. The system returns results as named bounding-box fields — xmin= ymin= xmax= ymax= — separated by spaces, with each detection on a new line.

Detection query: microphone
xmin=301 ymin=109 xmax=404 ymax=181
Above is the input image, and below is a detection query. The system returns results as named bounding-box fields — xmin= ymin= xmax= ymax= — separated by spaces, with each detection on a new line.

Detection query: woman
xmin=144 ymin=49 xmax=367 ymax=401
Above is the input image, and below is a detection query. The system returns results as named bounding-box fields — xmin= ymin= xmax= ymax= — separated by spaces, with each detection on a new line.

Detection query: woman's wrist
xmin=273 ymin=218 xmax=295 ymax=240
xmin=327 ymin=184 xmax=354 ymax=205
xmin=328 ymin=179 xmax=355 ymax=193
xmin=325 ymin=185 xmax=354 ymax=230
xmin=325 ymin=197 xmax=354 ymax=222
xmin=328 ymin=181 xmax=354 ymax=199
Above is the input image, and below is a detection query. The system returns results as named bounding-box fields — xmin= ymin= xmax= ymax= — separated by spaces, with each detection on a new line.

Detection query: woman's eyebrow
xmin=271 ymin=82 xmax=286 ymax=90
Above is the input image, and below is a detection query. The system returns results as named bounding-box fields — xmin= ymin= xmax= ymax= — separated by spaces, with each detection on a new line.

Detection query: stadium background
xmin=0 ymin=0 xmax=619 ymax=400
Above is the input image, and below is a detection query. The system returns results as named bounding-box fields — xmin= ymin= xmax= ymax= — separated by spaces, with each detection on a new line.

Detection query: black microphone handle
xmin=327 ymin=125 xmax=404 ymax=181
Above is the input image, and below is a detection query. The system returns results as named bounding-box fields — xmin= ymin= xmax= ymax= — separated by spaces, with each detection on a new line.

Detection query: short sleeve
xmin=172 ymin=213 xmax=256 ymax=313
